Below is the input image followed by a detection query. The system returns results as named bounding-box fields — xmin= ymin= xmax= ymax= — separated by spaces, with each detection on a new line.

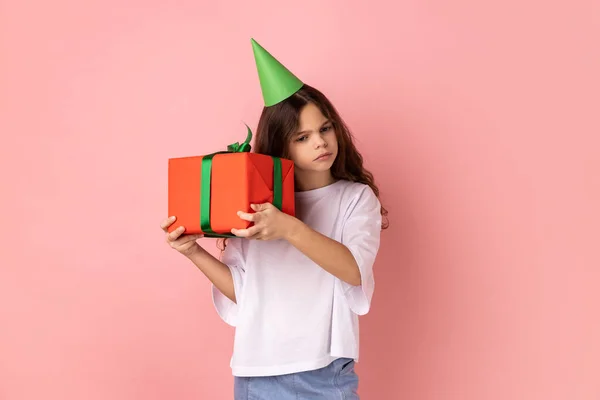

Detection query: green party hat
xmin=251 ymin=38 xmax=304 ymax=107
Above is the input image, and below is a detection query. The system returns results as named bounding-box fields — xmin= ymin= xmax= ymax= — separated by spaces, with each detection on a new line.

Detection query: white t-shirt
xmin=211 ymin=179 xmax=382 ymax=377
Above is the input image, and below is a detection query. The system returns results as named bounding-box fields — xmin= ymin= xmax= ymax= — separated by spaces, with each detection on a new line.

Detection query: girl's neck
xmin=294 ymin=171 xmax=337 ymax=192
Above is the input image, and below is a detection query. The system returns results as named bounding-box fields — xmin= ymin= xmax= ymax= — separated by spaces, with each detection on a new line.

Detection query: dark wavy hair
xmin=218 ymin=84 xmax=388 ymax=250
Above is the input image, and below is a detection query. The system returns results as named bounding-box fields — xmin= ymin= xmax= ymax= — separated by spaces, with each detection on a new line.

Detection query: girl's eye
xmin=296 ymin=135 xmax=308 ymax=142
xmin=320 ymin=125 xmax=332 ymax=133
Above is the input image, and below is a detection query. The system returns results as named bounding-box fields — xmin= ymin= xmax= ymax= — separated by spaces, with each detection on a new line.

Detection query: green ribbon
xmin=226 ymin=126 xmax=252 ymax=153
xmin=272 ymin=158 xmax=282 ymax=210
xmin=200 ymin=125 xmax=283 ymax=238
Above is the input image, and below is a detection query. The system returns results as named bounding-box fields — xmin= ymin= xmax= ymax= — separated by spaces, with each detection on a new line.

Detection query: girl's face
xmin=287 ymin=102 xmax=338 ymax=178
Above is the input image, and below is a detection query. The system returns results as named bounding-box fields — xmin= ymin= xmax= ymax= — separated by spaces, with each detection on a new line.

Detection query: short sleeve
xmin=211 ymin=238 xmax=247 ymax=326
xmin=340 ymin=186 xmax=382 ymax=315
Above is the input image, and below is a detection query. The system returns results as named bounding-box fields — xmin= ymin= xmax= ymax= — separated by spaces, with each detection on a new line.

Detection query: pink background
xmin=1 ymin=0 xmax=599 ymax=399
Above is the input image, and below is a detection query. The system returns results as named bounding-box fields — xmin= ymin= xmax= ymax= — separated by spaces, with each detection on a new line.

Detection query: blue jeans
xmin=234 ymin=358 xmax=359 ymax=399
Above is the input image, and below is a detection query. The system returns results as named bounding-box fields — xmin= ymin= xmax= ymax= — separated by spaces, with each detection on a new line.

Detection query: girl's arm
xmin=232 ymin=204 xmax=362 ymax=286
xmin=232 ymin=188 xmax=381 ymax=313
xmin=162 ymin=220 xmax=238 ymax=303
xmin=285 ymin=220 xmax=361 ymax=286
xmin=162 ymin=217 xmax=241 ymax=304
xmin=187 ymin=248 xmax=238 ymax=303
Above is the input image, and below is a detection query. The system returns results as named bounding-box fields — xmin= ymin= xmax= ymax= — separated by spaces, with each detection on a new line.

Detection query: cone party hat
xmin=251 ymin=38 xmax=304 ymax=107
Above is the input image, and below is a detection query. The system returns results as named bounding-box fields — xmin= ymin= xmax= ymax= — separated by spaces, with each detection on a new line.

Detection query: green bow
xmin=226 ymin=124 xmax=253 ymax=153
xmin=200 ymin=124 xmax=283 ymax=238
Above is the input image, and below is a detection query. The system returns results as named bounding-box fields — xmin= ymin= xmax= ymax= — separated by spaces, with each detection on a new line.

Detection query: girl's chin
xmin=297 ymin=166 xmax=333 ymax=174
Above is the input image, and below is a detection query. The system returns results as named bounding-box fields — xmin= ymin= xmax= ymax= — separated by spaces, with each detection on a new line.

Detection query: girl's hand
xmin=160 ymin=216 xmax=204 ymax=257
xmin=232 ymin=203 xmax=298 ymax=241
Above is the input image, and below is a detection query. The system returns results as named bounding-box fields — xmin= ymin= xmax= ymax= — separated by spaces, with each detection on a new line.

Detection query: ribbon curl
xmin=227 ymin=124 xmax=253 ymax=153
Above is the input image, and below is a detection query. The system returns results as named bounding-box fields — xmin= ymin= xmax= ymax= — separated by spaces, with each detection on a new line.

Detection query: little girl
xmin=160 ymin=39 xmax=388 ymax=399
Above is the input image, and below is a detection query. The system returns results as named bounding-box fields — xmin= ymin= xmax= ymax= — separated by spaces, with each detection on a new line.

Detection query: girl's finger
xmin=251 ymin=203 xmax=269 ymax=212
xmin=237 ymin=211 xmax=257 ymax=222
xmin=231 ymin=225 xmax=260 ymax=238
xmin=167 ymin=226 xmax=185 ymax=241
xmin=230 ymin=228 xmax=244 ymax=237
xmin=172 ymin=234 xmax=203 ymax=247
xmin=160 ymin=216 xmax=177 ymax=231
xmin=181 ymin=234 xmax=204 ymax=242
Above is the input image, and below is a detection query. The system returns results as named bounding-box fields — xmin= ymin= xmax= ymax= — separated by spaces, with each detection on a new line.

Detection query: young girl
xmin=160 ymin=39 xmax=387 ymax=399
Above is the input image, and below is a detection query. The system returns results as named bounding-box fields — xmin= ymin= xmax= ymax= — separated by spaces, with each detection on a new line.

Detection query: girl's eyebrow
xmin=295 ymin=120 xmax=331 ymax=135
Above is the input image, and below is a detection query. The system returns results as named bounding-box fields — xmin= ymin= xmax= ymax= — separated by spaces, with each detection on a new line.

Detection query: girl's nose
xmin=314 ymin=135 xmax=327 ymax=148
